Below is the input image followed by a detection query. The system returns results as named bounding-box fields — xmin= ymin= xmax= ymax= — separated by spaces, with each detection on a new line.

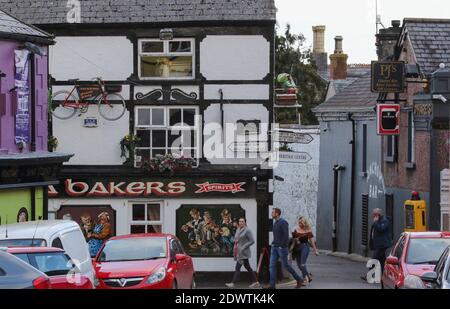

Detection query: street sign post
xmin=275 ymin=131 xmax=314 ymax=144
xmin=371 ymin=61 xmax=405 ymax=93
xmin=377 ymin=104 xmax=400 ymax=135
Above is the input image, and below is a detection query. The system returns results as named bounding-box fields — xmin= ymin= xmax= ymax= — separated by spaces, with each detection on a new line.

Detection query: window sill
xmin=404 ymin=162 xmax=416 ymax=170
xmin=359 ymin=172 xmax=367 ymax=178
xmin=384 ymin=156 xmax=395 ymax=163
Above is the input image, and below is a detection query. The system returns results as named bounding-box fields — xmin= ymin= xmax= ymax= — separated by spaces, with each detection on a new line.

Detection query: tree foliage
xmin=275 ymin=24 xmax=328 ymax=125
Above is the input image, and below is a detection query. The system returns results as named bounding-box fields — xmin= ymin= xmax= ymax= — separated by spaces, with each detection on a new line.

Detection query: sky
xmin=275 ymin=0 xmax=450 ymax=63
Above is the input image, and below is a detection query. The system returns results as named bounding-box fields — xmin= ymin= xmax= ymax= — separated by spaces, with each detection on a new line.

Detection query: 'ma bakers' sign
xmin=49 ymin=179 xmax=249 ymax=198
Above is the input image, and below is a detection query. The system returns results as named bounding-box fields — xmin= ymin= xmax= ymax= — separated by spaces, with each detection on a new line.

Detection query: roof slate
xmin=404 ymin=18 xmax=450 ymax=74
xmin=0 ymin=0 xmax=276 ymax=25
xmin=0 ymin=9 xmax=51 ymax=39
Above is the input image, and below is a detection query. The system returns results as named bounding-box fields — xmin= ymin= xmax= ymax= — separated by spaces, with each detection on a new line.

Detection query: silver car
xmin=421 ymin=245 xmax=450 ymax=289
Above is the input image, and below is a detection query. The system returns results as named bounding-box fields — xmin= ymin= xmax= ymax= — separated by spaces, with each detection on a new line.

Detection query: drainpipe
xmin=348 ymin=113 xmax=356 ymax=254
xmin=332 ymin=164 xmax=345 ymax=252
xmin=30 ymin=53 xmax=36 ymax=152
xmin=219 ymin=89 xmax=224 ymax=156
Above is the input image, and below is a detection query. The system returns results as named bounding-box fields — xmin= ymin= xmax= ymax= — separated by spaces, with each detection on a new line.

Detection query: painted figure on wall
xmin=87 ymin=212 xmax=111 ymax=257
xmin=218 ymin=209 xmax=236 ymax=254
xmin=181 ymin=208 xmax=203 ymax=249
xmin=80 ymin=213 xmax=94 ymax=241
xmin=199 ymin=211 xmax=221 ymax=255
xmin=17 ymin=208 xmax=29 ymax=223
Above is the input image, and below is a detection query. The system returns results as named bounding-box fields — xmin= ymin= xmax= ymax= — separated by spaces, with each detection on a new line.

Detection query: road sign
xmin=377 ymin=104 xmax=400 ymax=135
xmin=228 ymin=141 xmax=260 ymax=153
xmin=275 ymin=131 xmax=314 ymax=144
xmin=278 ymin=151 xmax=312 ymax=164
xmin=371 ymin=61 xmax=405 ymax=93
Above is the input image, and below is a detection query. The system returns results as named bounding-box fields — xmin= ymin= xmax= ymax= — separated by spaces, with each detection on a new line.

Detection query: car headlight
xmin=147 ymin=267 xmax=166 ymax=284
xmin=403 ymin=275 xmax=426 ymax=289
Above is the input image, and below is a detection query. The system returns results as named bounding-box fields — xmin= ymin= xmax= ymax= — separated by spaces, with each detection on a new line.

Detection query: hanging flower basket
xmin=141 ymin=153 xmax=195 ymax=176
xmin=120 ymin=134 xmax=140 ymax=166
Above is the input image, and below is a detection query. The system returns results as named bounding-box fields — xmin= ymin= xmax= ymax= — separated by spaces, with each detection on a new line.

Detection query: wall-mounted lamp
xmin=159 ymin=28 xmax=174 ymax=41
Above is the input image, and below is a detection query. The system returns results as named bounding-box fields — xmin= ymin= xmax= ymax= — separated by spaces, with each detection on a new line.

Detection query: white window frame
xmin=407 ymin=110 xmax=416 ymax=164
xmin=129 ymin=201 xmax=164 ymax=234
xmin=138 ymin=38 xmax=195 ymax=80
xmin=134 ymin=106 xmax=201 ymax=166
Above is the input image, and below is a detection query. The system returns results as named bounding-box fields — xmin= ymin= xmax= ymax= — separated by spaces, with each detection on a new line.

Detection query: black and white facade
xmin=4 ymin=0 xmax=277 ymax=271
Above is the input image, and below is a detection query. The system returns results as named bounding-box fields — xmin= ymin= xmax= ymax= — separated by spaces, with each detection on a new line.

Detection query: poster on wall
xmin=14 ymin=49 xmax=31 ymax=147
xmin=56 ymin=205 xmax=116 ymax=257
xmin=176 ymin=205 xmax=245 ymax=257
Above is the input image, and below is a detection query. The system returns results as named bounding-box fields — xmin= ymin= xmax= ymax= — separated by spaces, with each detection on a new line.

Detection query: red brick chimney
xmin=329 ymin=36 xmax=348 ymax=80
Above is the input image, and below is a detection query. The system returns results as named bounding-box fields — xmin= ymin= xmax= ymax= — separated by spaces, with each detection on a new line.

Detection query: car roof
xmin=108 ymin=233 xmax=173 ymax=241
xmin=0 ymin=220 xmax=80 ymax=240
xmin=6 ymin=247 xmax=65 ymax=254
xmin=406 ymin=232 xmax=450 ymax=239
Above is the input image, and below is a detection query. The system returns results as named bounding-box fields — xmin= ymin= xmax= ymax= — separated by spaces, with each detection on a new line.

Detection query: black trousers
xmin=372 ymin=247 xmax=388 ymax=271
xmin=232 ymin=259 xmax=257 ymax=283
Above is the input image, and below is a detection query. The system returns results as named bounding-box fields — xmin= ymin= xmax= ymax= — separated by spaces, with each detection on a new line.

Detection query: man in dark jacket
xmin=266 ymin=208 xmax=303 ymax=289
xmin=369 ymin=208 xmax=392 ymax=270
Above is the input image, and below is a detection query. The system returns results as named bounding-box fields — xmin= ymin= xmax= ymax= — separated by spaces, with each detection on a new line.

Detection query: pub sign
xmin=371 ymin=61 xmax=405 ymax=93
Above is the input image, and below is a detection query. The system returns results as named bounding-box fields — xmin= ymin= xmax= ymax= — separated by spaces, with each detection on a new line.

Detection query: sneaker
xmin=249 ymin=282 xmax=261 ymax=289
xmin=225 ymin=283 xmax=235 ymax=288
xmin=302 ymin=278 xmax=309 ymax=286
xmin=295 ymin=280 xmax=303 ymax=289
xmin=263 ymin=283 xmax=276 ymax=289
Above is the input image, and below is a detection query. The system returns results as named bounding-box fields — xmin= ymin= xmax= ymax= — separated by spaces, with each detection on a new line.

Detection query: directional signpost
xmin=278 ymin=151 xmax=312 ymax=164
xmin=274 ymin=131 xmax=314 ymax=144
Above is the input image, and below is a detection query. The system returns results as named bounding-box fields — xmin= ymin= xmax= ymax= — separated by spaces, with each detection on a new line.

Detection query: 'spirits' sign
xmin=371 ymin=61 xmax=405 ymax=93
xmin=48 ymin=179 xmax=250 ymax=198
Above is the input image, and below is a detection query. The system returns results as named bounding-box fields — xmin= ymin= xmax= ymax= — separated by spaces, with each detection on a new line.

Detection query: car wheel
xmin=172 ymin=280 xmax=178 ymax=290
xmin=191 ymin=276 xmax=196 ymax=289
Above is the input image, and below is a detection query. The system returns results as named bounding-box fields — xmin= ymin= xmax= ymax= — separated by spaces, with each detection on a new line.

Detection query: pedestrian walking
xmin=361 ymin=208 xmax=392 ymax=281
xmin=265 ymin=208 xmax=304 ymax=289
xmin=225 ymin=218 xmax=260 ymax=289
xmin=291 ymin=216 xmax=319 ymax=285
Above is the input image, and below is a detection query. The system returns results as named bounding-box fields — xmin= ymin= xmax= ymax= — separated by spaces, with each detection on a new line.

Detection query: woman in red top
xmin=292 ymin=216 xmax=319 ymax=285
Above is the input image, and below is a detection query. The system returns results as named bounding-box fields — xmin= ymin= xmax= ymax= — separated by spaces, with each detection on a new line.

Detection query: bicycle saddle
xmin=68 ymin=78 xmax=79 ymax=83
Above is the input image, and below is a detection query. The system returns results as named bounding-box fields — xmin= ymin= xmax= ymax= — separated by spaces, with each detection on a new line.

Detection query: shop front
xmin=47 ymin=173 xmax=268 ymax=272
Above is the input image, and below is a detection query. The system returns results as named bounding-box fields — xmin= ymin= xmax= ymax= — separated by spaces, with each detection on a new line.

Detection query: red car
xmin=94 ymin=234 xmax=195 ymax=289
xmin=382 ymin=232 xmax=450 ymax=289
xmin=7 ymin=247 xmax=93 ymax=289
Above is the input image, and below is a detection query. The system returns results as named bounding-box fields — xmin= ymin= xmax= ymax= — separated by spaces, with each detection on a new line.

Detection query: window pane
xmin=136 ymin=149 xmax=150 ymax=163
xmin=141 ymin=41 xmax=164 ymax=53
xmin=183 ymin=109 xmax=196 ymax=126
xmin=137 ymin=109 xmax=151 ymax=126
xmin=130 ymin=225 xmax=146 ymax=234
xmin=132 ymin=204 xmax=145 ymax=221
xmin=151 ymin=108 xmax=165 ymax=126
xmin=136 ymin=130 xmax=150 ymax=147
xmin=152 ymin=149 xmax=167 ymax=157
xmin=147 ymin=225 xmax=162 ymax=233
xmin=140 ymin=56 xmax=192 ymax=78
xmin=147 ymin=204 xmax=161 ymax=221
xmin=181 ymin=130 xmax=196 ymax=148
xmin=168 ymin=131 xmax=182 ymax=148
xmin=169 ymin=41 xmax=191 ymax=53
xmin=168 ymin=56 xmax=192 ymax=77
xmin=152 ymin=130 xmax=167 ymax=148
xmin=169 ymin=109 xmax=182 ymax=126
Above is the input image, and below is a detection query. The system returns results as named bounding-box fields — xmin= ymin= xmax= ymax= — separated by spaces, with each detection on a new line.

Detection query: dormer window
xmin=138 ymin=39 xmax=194 ymax=80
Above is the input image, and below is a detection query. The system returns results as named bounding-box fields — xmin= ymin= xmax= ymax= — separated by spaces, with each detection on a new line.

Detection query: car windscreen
xmin=0 ymin=239 xmax=46 ymax=247
xmin=406 ymin=238 xmax=450 ymax=265
xmin=25 ymin=252 xmax=74 ymax=276
xmin=97 ymin=238 xmax=167 ymax=262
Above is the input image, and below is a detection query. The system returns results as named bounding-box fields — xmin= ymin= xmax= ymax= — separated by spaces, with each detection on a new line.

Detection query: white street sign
xmin=275 ymin=131 xmax=314 ymax=144
xmin=278 ymin=151 xmax=312 ymax=164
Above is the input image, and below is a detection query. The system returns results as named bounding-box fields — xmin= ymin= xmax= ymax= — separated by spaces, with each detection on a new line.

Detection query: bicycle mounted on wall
xmin=50 ymin=77 xmax=126 ymax=121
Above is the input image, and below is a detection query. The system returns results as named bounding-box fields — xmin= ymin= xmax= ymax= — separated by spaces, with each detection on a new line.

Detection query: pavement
xmin=197 ymin=251 xmax=381 ymax=289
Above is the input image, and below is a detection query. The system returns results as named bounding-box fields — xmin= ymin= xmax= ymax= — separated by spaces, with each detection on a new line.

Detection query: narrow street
xmin=197 ymin=253 xmax=380 ymax=289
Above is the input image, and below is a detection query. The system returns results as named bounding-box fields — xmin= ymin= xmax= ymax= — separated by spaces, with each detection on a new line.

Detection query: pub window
xmin=138 ymin=39 xmax=194 ymax=79
xmin=407 ymin=110 xmax=415 ymax=164
xmin=130 ymin=203 xmax=163 ymax=234
xmin=135 ymin=106 xmax=199 ymax=166
xmin=385 ymin=135 xmax=397 ymax=162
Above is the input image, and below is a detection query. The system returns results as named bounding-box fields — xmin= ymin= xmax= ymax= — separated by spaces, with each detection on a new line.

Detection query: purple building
xmin=0 ymin=10 xmax=71 ymax=224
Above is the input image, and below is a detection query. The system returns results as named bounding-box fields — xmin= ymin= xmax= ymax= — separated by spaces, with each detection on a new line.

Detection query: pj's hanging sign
xmin=48 ymin=179 xmax=253 ymax=198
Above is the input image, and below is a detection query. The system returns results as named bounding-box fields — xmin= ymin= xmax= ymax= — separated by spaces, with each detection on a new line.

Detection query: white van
xmin=0 ymin=220 xmax=95 ymax=285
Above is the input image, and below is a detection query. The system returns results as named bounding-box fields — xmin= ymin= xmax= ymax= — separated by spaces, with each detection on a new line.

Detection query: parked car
xmin=0 ymin=250 xmax=50 ymax=289
xmin=382 ymin=231 xmax=450 ymax=289
xmin=420 ymin=245 xmax=450 ymax=289
xmin=94 ymin=234 xmax=195 ymax=289
xmin=6 ymin=247 xmax=93 ymax=289
xmin=0 ymin=220 xmax=95 ymax=285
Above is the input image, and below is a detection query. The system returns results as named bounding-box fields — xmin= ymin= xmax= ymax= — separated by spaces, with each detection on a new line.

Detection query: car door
xmin=175 ymin=239 xmax=193 ymax=288
xmin=170 ymin=239 xmax=188 ymax=288
xmin=384 ymin=235 xmax=405 ymax=289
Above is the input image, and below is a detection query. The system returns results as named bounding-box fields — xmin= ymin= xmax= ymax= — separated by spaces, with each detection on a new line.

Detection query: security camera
xmin=252 ymin=176 xmax=258 ymax=182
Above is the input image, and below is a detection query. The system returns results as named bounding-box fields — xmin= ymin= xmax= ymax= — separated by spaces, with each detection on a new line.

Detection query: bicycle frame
xmin=62 ymin=80 xmax=112 ymax=110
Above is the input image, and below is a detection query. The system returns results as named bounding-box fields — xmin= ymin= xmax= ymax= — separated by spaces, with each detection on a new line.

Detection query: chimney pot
xmin=392 ymin=20 xmax=401 ymax=28
xmin=312 ymin=25 xmax=326 ymax=54
xmin=334 ymin=36 xmax=344 ymax=54
xmin=330 ymin=36 xmax=348 ymax=80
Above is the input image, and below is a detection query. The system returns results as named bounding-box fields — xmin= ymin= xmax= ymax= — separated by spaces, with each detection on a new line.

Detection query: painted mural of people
xmin=219 ymin=209 xmax=236 ymax=254
xmin=181 ymin=208 xmax=203 ymax=249
xmin=17 ymin=208 xmax=28 ymax=223
xmin=199 ymin=211 xmax=220 ymax=255
xmin=79 ymin=213 xmax=94 ymax=241
xmin=87 ymin=212 xmax=111 ymax=258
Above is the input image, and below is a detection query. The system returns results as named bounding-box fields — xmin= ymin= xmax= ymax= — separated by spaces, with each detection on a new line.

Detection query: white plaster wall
xmin=200 ymin=35 xmax=270 ymax=80
xmin=50 ymin=36 xmax=133 ymax=81
xmin=204 ymin=85 xmax=270 ymax=100
xmin=49 ymin=198 xmax=258 ymax=272
xmin=273 ymin=128 xmax=320 ymax=236
xmin=52 ymin=108 xmax=129 ymax=166
xmin=203 ymin=104 xmax=270 ymax=165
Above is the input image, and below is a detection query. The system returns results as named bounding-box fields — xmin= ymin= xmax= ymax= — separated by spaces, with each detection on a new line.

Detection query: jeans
xmin=295 ymin=243 xmax=310 ymax=278
xmin=372 ymin=247 xmax=388 ymax=271
xmin=269 ymin=246 xmax=303 ymax=287
xmin=232 ymin=259 xmax=257 ymax=283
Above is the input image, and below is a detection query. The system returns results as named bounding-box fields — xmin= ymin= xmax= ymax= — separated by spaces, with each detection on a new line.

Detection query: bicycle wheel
xmin=51 ymin=90 xmax=78 ymax=120
xmin=98 ymin=93 xmax=126 ymax=121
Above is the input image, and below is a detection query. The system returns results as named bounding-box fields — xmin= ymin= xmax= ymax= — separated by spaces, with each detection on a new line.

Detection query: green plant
xmin=141 ymin=153 xmax=195 ymax=176
xmin=48 ymin=136 xmax=58 ymax=151
xmin=120 ymin=134 xmax=140 ymax=166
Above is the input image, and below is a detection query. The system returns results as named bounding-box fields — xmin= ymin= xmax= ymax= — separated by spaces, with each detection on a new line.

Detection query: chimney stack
xmin=376 ymin=20 xmax=402 ymax=60
xmin=329 ymin=36 xmax=348 ymax=80
xmin=312 ymin=25 xmax=328 ymax=74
